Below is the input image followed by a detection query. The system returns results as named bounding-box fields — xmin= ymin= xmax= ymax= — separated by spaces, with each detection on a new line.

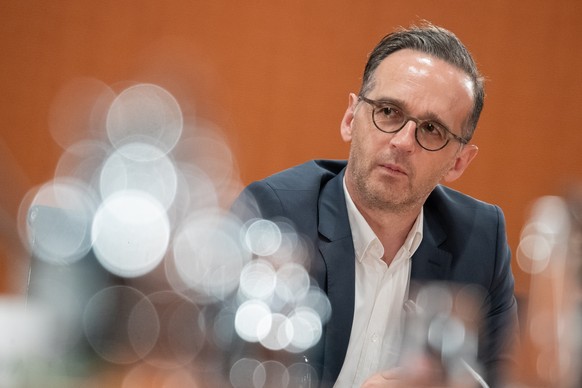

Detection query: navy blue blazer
xmin=234 ymin=159 xmax=518 ymax=386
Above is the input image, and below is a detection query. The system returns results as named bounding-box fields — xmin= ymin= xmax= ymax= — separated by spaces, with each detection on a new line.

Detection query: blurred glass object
xmin=11 ymin=77 xmax=329 ymax=387
xmin=398 ymin=283 xmax=486 ymax=387
xmin=513 ymin=188 xmax=582 ymax=387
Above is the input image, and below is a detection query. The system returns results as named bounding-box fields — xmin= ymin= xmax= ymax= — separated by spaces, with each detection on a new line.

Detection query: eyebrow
xmin=372 ymin=96 xmax=449 ymax=127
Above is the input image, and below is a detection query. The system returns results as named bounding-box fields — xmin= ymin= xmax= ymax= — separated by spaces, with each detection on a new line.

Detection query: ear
xmin=443 ymin=144 xmax=479 ymax=183
xmin=340 ymin=93 xmax=359 ymax=142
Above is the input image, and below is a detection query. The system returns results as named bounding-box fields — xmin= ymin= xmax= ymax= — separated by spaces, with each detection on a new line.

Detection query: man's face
xmin=341 ymin=49 xmax=478 ymax=213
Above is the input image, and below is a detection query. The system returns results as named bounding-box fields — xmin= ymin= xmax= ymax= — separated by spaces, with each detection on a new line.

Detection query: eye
xmin=420 ymin=122 xmax=446 ymax=138
xmin=376 ymin=104 xmax=401 ymax=119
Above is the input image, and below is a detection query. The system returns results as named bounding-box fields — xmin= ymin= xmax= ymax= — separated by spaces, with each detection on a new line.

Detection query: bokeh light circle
xmin=92 ymin=190 xmax=170 ymax=278
xmin=517 ymin=234 xmax=552 ymax=274
xmin=239 ymin=259 xmax=277 ymax=300
xmin=138 ymin=291 xmax=205 ymax=368
xmin=235 ymin=300 xmax=271 ymax=343
xmin=229 ymin=358 xmax=262 ymax=388
xmin=83 ymin=285 xmax=157 ymax=364
xmin=258 ymin=313 xmax=293 ymax=351
xmin=287 ymin=307 xmax=323 ymax=352
xmin=171 ymin=212 xmax=248 ymax=300
xmin=259 ymin=360 xmax=290 ymax=388
xmin=274 ymin=263 xmax=310 ymax=303
xmin=99 ymin=142 xmax=178 ymax=210
xmin=288 ymin=362 xmax=318 ymax=387
xmin=55 ymin=139 xmax=111 ymax=187
xmin=298 ymin=286 xmax=332 ymax=324
xmin=106 ymin=83 xmax=183 ymax=155
xmin=244 ymin=219 xmax=282 ymax=257
xmin=23 ymin=178 xmax=97 ymax=265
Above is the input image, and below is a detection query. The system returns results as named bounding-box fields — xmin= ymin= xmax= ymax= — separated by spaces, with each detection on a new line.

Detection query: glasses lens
xmin=416 ymin=122 xmax=448 ymax=150
xmin=372 ymin=105 xmax=405 ymax=132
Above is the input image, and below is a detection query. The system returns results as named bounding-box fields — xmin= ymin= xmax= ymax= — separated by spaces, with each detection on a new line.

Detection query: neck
xmin=354 ymin=197 xmax=421 ymax=265
xmin=344 ymin=169 xmax=425 ymax=264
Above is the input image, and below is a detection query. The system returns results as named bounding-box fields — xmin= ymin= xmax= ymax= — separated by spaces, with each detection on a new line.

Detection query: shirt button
xmin=371 ymin=333 xmax=379 ymax=343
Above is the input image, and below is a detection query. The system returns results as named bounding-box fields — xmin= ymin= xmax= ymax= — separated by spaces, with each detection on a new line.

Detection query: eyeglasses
xmin=358 ymin=95 xmax=469 ymax=151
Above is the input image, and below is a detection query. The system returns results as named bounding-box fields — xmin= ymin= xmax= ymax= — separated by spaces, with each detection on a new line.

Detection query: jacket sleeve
xmin=480 ymin=205 xmax=519 ymax=385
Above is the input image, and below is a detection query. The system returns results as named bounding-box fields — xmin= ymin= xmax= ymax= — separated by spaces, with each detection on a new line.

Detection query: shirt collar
xmin=343 ymin=176 xmax=424 ymax=263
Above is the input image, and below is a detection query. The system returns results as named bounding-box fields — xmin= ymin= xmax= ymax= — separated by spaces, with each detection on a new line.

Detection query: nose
xmin=389 ymin=120 xmax=417 ymax=152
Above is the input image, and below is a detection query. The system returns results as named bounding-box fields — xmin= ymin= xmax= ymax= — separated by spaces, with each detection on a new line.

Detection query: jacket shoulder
xmin=427 ymin=185 xmax=499 ymax=217
xmin=232 ymin=159 xmax=346 ymax=224
xmin=259 ymin=159 xmax=346 ymax=191
xmin=424 ymin=185 xmax=505 ymax=250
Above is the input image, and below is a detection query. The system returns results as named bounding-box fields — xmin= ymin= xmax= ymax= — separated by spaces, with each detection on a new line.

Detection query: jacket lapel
xmin=314 ymin=173 xmax=453 ymax=382
xmin=410 ymin=199 xmax=453 ymax=297
xmin=316 ymin=169 xmax=356 ymax=383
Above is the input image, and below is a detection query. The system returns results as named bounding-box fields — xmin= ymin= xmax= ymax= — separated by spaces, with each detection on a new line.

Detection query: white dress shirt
xmin=334 ymin=178 xmax=423 ymax=388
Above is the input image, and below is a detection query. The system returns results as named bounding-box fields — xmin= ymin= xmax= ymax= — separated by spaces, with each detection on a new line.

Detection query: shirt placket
xmin=356 ymin=241 xmax=387 ymax=382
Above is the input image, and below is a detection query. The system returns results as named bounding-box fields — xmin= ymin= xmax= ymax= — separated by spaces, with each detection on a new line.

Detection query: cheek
xmin=353 ymin=128 xmax=383 ymax=154
xmin=352 ymin=137 xmax=380 ymax=166
xmin=427 ymin=157 xmax=456 ymax=181
xmin=413 ymin=154 xmax=453 ymax=181
xmin=349 ymin=135 xmax=366 ymax=165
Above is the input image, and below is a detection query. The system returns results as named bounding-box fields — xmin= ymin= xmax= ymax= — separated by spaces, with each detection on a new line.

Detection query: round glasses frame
xmin=358 ymin=95 xmax=469 ymax=151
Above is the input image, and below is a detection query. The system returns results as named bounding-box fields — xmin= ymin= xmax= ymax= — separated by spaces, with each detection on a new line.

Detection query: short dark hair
xmin=359 ymin=22 xmax=484 ymax=140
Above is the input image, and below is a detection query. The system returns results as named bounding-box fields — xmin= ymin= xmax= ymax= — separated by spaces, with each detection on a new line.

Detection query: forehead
xmin=369 ymin=49 xmax=475 ymax=128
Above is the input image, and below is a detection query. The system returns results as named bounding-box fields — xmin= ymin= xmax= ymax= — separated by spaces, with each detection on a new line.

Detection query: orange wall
xmin=1 ymin=0 xmax=582 ymax=296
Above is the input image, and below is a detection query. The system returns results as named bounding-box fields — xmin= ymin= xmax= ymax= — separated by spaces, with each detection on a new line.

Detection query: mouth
xmin=380 ymin=163 xmax=408 ymax=176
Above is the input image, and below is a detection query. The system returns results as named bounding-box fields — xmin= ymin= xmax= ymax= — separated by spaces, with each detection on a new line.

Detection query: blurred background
xmin=0 ymin=0 xmax=581 ymax=386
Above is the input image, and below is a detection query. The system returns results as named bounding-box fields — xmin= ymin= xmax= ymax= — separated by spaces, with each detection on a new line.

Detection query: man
xmin=233 ymin=23 xmax=517 ymax=387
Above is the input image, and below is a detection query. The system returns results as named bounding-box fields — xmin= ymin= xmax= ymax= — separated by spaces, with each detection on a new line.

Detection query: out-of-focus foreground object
xmin=511 ymin=186 xmax=582 ymax=387
xmin=1 ymin=79 xmax=327 ymax=387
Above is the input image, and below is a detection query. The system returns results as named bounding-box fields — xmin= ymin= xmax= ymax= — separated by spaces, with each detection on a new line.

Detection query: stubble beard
xmin=350 ymin=163 xmax=420 ymax=214
xmin=347 ymin=151 xmax=453 ymax=215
